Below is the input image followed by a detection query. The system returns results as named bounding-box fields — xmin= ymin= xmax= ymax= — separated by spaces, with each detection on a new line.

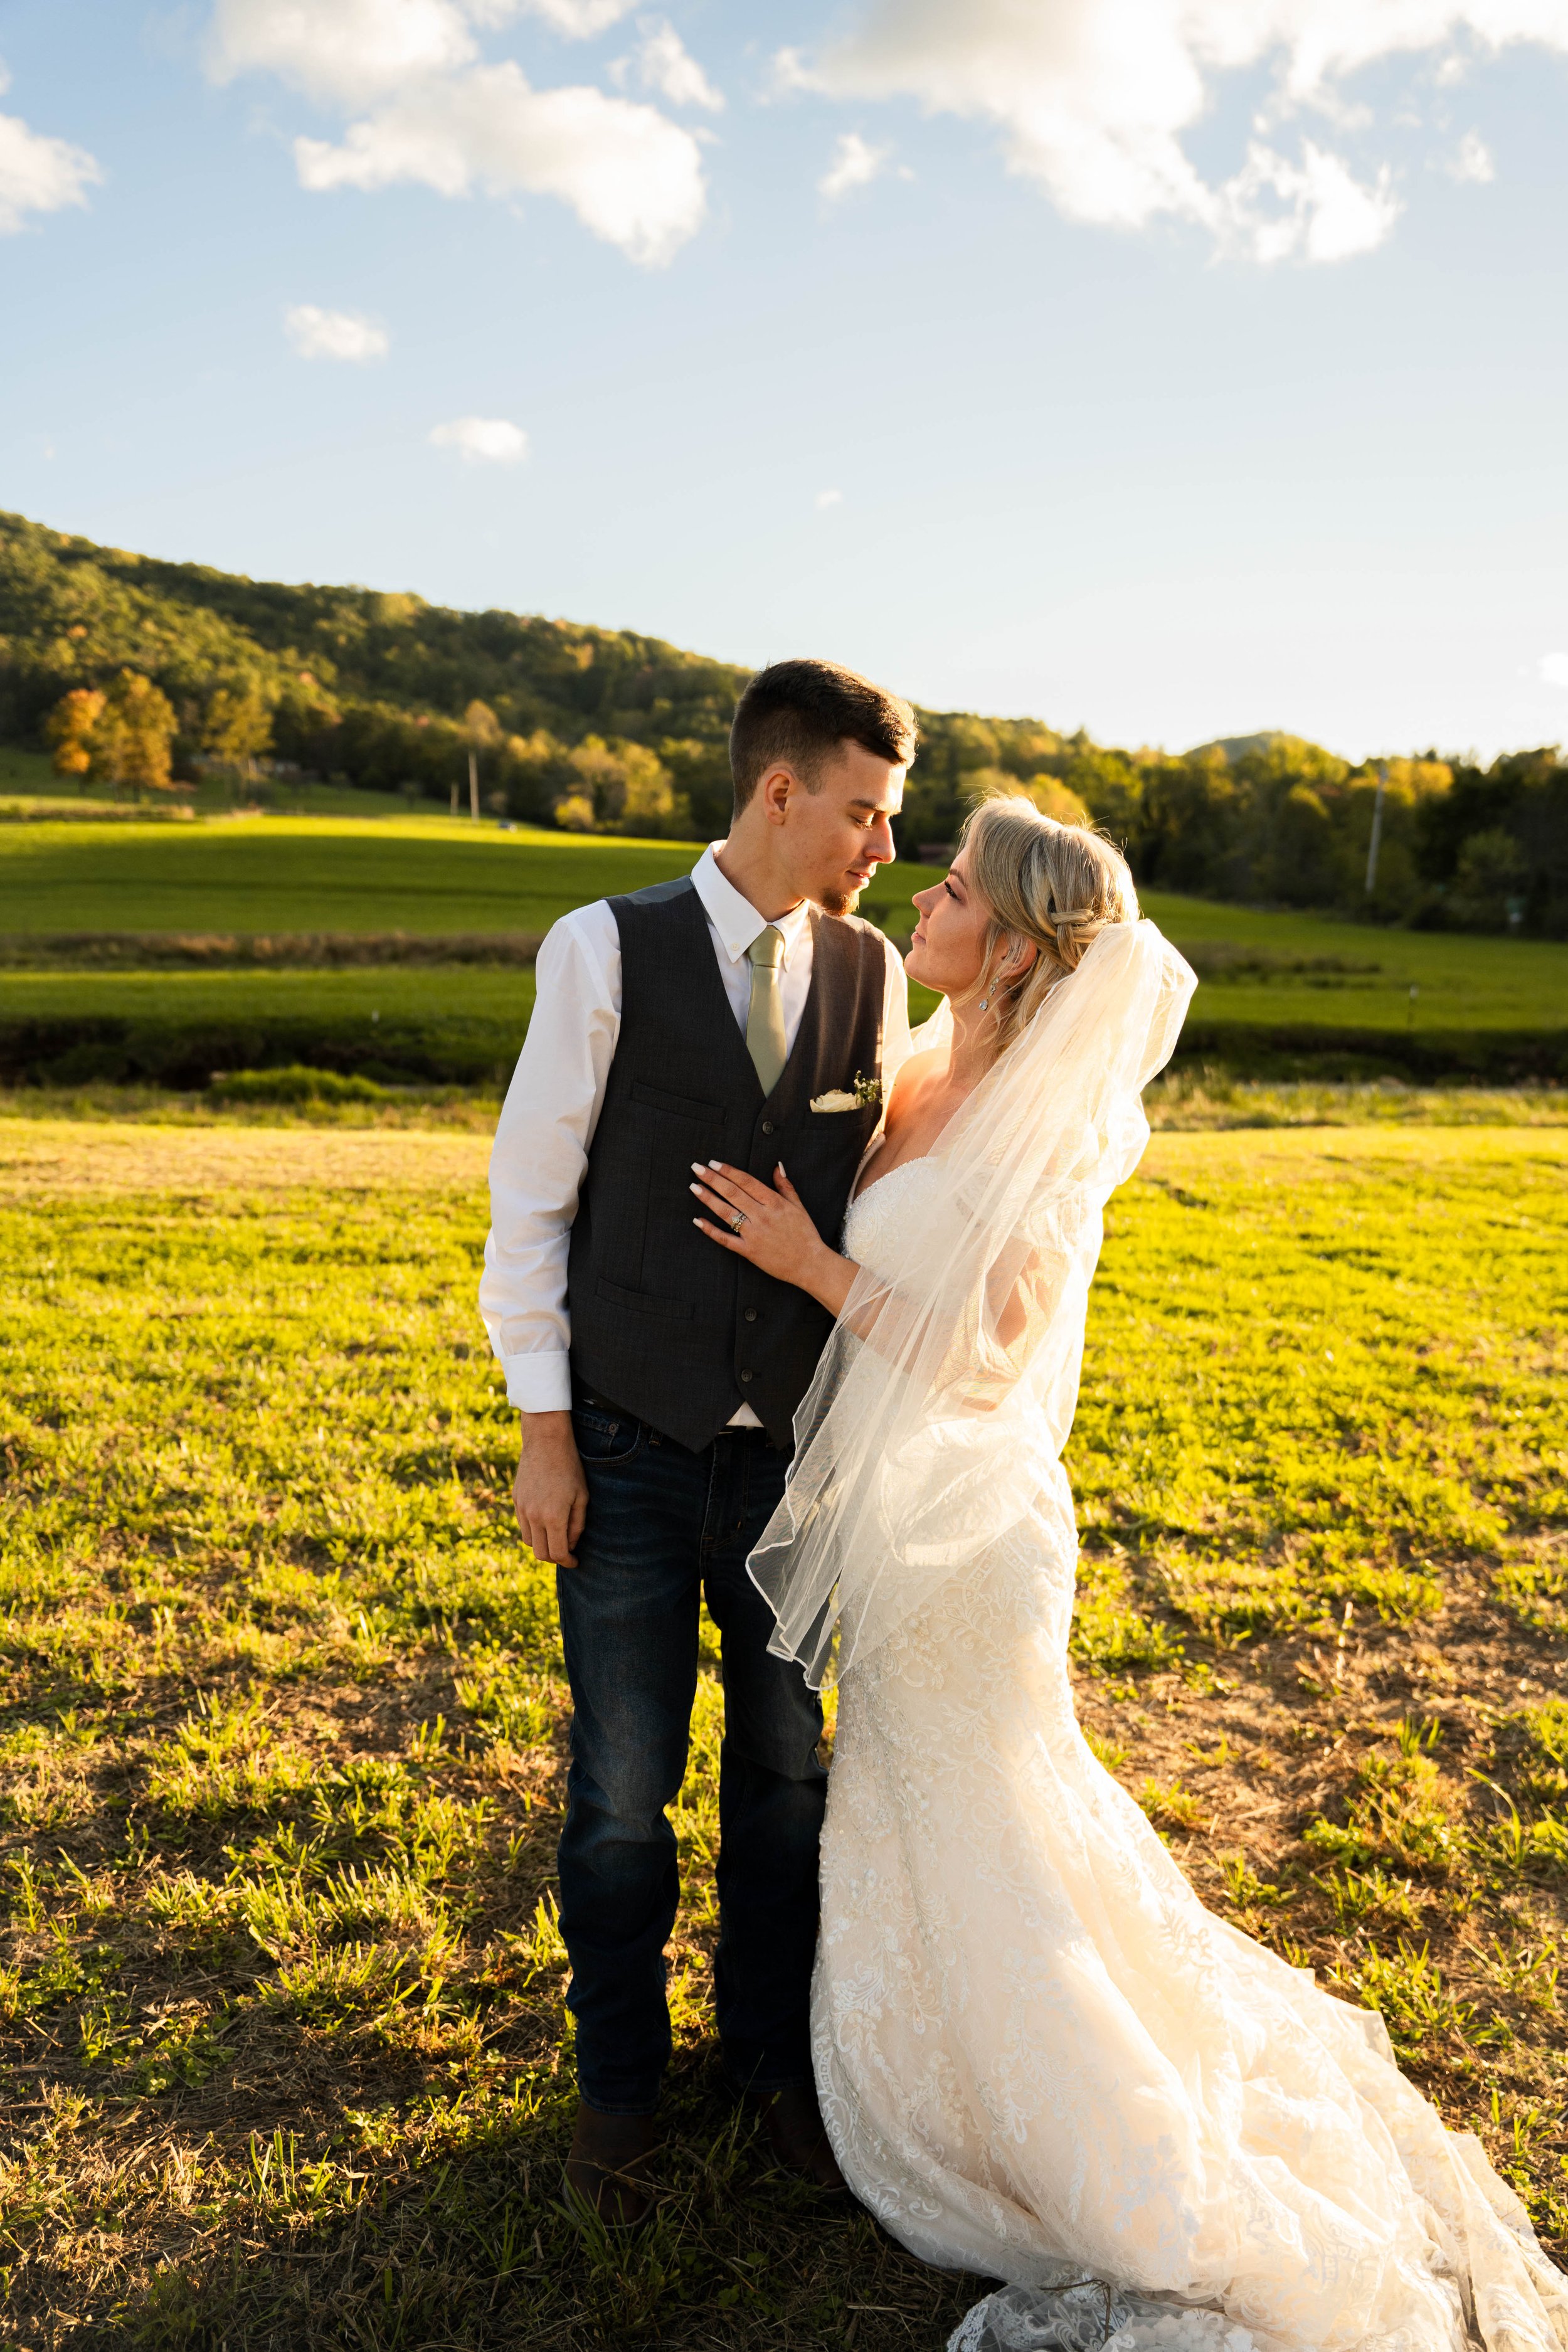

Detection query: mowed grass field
xmin=2 ymin=1118 xmax=1567 ymax=2348
xmin=1 ymin=817 xmax=1565 ymax=1046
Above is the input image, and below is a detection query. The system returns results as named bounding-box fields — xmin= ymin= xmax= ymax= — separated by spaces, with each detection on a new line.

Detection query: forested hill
xmin=1 ymin=508 xmax=1564 ymax=936
xmin=0 ymin=508 xmax=748 ymax=755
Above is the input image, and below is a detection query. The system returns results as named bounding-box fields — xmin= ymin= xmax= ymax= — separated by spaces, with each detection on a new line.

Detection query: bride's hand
xmin=689 ymin=1160 xmax=856 ymax=1313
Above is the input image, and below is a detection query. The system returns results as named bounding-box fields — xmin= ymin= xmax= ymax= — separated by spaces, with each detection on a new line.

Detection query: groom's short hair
xmin=729 ymin=659 xmax=918 ymax=810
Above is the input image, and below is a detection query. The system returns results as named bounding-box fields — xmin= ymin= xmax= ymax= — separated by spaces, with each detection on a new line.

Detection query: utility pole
xmin=1365 ymin=763 xmax=1387 ymax=898
xmin=469 ymin=748 xmax=480 ymax=821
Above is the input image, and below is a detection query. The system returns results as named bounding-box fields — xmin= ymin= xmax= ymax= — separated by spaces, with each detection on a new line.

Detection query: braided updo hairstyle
xmin=958 ymin=791 xmax=1140 ymax=1056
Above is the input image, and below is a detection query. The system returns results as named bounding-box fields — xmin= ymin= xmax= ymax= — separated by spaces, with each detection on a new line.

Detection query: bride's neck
xmin=943 ymin=1004 xmax=997 ymax=1091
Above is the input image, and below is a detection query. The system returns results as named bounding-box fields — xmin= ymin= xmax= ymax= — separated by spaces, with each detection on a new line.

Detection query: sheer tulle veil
xmin=748 ymin=917 xmax=1197 ymax=1687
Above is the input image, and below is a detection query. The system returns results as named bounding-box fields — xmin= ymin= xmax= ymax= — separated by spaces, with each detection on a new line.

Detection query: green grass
xmin=0 ymin=966 xmax=536 ymax=1089
xmin=1 ymin=815 xmax=1562 ymax=1020
xmin=0 ymin=965 xmax=534 ymax=1044
xmin=1 ymin=817 xmax=1565 ymax=1086
xmin=0 ymin=817 xmax=711 ymax=938
xmin=1142 ymin=888 xmax=1568 ymax=1037
xmin=0 ymin=745 xmax=57 ymax=796
xmin=2 ymin=1118 xmax=1567 ymax=2345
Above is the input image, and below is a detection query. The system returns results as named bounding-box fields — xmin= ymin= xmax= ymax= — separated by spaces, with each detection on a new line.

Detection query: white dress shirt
xmin=480 ymin=843 xmax=913 ymax=1421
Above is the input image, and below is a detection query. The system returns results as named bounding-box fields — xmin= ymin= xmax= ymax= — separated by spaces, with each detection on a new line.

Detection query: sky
xmin=2 ymin=1 xmax=1567 ymax=762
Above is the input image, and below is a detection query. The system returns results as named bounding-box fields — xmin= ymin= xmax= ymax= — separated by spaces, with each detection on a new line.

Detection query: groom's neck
xmin=712 ymin=826 xmax=810 ymax=925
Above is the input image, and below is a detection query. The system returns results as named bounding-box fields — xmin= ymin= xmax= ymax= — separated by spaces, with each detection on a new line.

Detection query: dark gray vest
xmin=567 ymin=877 xmax=888 ymax=1450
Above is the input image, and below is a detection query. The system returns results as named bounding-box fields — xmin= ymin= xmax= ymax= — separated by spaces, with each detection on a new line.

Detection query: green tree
xmin=203 ymin=683 xmax=273 ymax=796
xmin=103 ymin=670 xmax=177 ymax=796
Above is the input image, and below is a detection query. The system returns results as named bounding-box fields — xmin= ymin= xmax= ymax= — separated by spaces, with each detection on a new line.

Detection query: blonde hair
xmin=958 ymin=792 xmax=1139 ymax=1054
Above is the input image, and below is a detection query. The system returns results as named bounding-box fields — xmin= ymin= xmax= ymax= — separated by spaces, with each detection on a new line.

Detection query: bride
xmin=689 ymin=794 xmax=1568 ymax=2352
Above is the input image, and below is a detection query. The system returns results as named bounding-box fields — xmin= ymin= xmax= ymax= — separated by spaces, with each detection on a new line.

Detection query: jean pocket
xmin=572 ymin=1409 xmax=644 ymax=1465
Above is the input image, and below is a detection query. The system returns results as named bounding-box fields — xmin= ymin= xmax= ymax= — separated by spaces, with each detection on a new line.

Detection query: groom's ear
xmin=756 ymin=761 xmax=802 ymax=826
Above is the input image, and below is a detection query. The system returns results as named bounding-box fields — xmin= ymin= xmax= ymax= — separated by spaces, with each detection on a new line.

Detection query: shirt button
xmin=761 ymin=1119 xmax=775 ymax=1135
xmin=739 ymin=1369 xmax=753 ymax=1383
xmin=744 ymin=1306 xmax=758 ymax=1322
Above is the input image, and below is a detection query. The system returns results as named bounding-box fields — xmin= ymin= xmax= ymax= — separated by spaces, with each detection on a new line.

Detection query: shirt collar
xmin=692 ymin=844 xmax=814 ymax=968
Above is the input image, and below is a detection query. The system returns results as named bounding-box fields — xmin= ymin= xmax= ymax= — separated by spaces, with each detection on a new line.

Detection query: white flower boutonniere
xmin=810 ymin=1071 xmax=883 ymax=1114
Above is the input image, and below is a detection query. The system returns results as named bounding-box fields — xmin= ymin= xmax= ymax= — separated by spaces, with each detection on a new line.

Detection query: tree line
xmin=3 ymin=509 xmax=1564 ymax=935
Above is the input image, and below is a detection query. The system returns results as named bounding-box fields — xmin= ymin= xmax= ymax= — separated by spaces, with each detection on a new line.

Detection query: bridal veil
xmin=748 ymin=914 xmax=1196 ymax=1685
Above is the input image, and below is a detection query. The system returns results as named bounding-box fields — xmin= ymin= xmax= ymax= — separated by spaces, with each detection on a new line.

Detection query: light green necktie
xmin=745 ymin=925 xmax=788 ymax=1096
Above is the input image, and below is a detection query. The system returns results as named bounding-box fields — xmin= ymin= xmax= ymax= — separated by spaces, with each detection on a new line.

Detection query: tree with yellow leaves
xmin=44 ymin=672 xmax=177 ymax=797
xmin=44 ymin=688 xmax=107 ymax=788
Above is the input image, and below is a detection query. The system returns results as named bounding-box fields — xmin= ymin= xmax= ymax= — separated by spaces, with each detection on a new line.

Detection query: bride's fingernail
xmin=708 ymin=1160 xmax=723 ymax=1170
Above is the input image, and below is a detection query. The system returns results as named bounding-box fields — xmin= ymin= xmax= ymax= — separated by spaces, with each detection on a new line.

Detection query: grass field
xmin=1 ymin=815 xmax=1565 ymax=1091
xmin=2 ymin=1118 xmax=1566 ymax=2348
xmin=1 ymin=813 xmax=1563 ymax=1014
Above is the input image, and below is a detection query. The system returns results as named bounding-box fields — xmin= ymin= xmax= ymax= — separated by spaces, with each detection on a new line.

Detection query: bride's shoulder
xmin=886 ymin=1046 xmax=945 ymax=1108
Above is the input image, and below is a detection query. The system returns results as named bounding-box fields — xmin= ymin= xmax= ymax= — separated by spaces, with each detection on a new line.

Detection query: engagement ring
xmin=731 ymin=1212 xmax=747 ymax=1232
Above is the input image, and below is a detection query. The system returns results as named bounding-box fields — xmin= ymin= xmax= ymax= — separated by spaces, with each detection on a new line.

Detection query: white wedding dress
xmin=815 ymin=1157 xmax=1568 ymax=2352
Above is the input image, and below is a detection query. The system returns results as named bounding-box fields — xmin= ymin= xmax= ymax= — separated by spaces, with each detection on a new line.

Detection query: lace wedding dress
xmin=816 ymin=1157 xmax=1568 ymax=2352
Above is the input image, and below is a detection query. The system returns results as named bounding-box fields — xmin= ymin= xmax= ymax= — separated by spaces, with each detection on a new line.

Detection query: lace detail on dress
xmin=950 ymin=2285 xmax=1256 ymax=2351
xmin=841 ymin=1153 xmax=945 ymax=1271
xmin=817 ymin=1172 xmax=1568 ymax=2352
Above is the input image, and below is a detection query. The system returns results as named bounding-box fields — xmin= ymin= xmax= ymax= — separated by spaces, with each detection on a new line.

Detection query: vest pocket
xmin=596 ymin=1277 xmax=696 ymax=1321
xmin=630 ymin=1079 xmax=723 ymax=1123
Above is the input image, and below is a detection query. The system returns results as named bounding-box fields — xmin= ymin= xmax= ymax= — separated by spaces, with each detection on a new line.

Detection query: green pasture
xmin=1 ymin=1118 xmax=1566 ymax=2345
xmin=1144 ymin=891 xmax=1568 ymax=1038
xmin=0 ymin=965 xmax=536 ymax=1089
xmin=0 ymin=744 xmax=56 ymax=796
xmin=0 ymin=815 xmax=707 ymax=939
xmin=0 ymin=815 xmax=1565 ymax=1084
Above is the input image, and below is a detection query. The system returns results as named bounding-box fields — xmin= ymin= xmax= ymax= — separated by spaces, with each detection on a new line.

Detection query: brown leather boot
xmin=564 ymin=2101 xmax=662 ymax=2227
xmin=753 ymin=2084 xmax=849 ymax=2195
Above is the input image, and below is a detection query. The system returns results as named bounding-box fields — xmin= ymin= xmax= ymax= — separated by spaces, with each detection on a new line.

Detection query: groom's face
xmin=785 ymin=739 xmax=905 ymax=916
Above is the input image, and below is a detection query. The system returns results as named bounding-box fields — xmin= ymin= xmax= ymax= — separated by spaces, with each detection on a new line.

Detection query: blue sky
xmin=2 ymin=0 xmax=1567 ymax=760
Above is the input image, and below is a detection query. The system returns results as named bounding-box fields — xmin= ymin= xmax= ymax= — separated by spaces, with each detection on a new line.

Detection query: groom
xmin=480 ymin=659 xmax=917 ymax=2221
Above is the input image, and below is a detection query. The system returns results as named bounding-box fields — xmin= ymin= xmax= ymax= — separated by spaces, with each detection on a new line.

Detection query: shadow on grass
xmin=110 ymin=2056 xmax=985 ymax=2352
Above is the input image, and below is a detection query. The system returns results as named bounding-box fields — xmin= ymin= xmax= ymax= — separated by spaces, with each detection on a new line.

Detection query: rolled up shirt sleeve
xmin=479 ymin=907 xmax=621 ymax=1411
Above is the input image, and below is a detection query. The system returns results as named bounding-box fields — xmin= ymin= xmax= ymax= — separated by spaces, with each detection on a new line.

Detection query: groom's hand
xmin=514 ymin=1410 xmax=588 ymax=1569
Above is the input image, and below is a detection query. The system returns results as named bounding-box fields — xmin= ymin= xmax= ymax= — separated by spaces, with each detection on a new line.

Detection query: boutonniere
xmin=810 ymin=1071 xmax=882 ymax=1113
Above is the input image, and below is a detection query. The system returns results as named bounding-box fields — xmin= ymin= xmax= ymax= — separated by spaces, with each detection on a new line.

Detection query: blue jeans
xmin=554 ymin=1401 xmax=827 ymax=2116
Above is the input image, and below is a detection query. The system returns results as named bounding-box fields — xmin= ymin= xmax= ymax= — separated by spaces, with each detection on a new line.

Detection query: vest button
xmin=744 ymin=1306 xmax=758 ymax=1322
xmin=739 ymin=1368 xmax=753 ymax=1382
xmin=761 ymin=1119 xmax=775 ymax=1135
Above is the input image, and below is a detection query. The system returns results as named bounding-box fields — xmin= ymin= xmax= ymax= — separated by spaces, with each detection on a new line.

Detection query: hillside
xmin=0 ymin=509 xmax=748 ymax=746
xmin=1 ymin=509 xmax=1564 ymax=933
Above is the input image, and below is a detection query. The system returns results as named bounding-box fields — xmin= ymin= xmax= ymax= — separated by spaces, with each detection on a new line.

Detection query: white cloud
xmin=430 ymin=415 xmax=529 ymax=462
xmin=819 ymin=130 xmax=892 ymax=203
xmin=1540 ymin=653 xmax=1568 ymax=691
xmin=519 ymin=0 xmax=637 ymax=34
xmin=0 ymin=70 xmax=102 ymax=236
xmin=208 ymin=0 xmax=476 ymax=105
xmin=295 ymin=62 xmax=704 ymax=264
xmin=284 ymin=303 xmax=389 ymax=361
xmin=1219 ymin=140 xmax=1401 ymax=263
xmin=789 ymin=0 xmax=1568 ymax=262
xmin=208 ymin=1 xmax=706 ymax=267
xmin=1449 ymin=128 xmax=1495 ymax=179
xmin=815 ymin=487 xmax=844 ymax=509
xmin=625 ymin=22 xmax=723 ymax=112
